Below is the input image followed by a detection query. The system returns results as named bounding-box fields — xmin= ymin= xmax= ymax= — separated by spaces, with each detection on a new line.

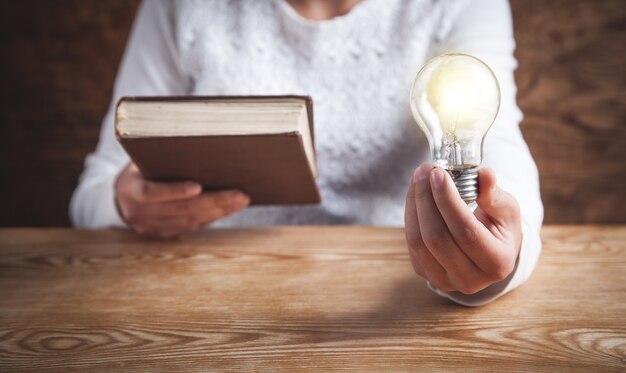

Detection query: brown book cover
xmin=115 ymin=95 xmax=321 ymax=205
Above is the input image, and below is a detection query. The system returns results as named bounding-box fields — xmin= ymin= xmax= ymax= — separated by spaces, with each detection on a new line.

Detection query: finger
xmin=194 ymin=195 xmax=250 ymax=226
xmin=430 ymin=167 xmax=503 ymax=272
xmin=476 ymin=168 xmax=520 ymax=226
xmin=405 ymin=170 xmax=427 ymax=279
xmin=130 ymin=175 xmax=203 ymax=204
xmin=405 ymin=166 xmax=448 ymax=286
xmin=408 ymin=251 xmax=426 ymax=279
xmin=406 ymin=164 xmax=455 ymax=291
xmin=414 ymin=164 xmax=482 ymax=286
xmin=475 ymin=168 xmax=523 ymax=261
xmin=414 ymin=245 xmax=455 ymax=292
xmin=142 ymin=190 xmax=249 ymax=219
xmin=409 ymin=238 xmax=454 ymax=292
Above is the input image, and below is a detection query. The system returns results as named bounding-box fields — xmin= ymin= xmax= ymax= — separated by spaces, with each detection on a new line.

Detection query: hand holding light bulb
xmin=404 ymin=54 xmax=523 ymax=296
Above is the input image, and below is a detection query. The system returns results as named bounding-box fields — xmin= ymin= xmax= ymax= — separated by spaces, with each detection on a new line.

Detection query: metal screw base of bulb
xmin=446 ymin=166 xmax=479 ymax=204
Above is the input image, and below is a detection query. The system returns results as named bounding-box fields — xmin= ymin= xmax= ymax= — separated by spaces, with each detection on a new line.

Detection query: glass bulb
xmin=410 ymin=53 xmax=501 ymax=204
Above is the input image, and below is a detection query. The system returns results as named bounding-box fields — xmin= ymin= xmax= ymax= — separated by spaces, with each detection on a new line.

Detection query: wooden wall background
xmin=511 ymin=1 xmax=625 ymax=224
xmin=0 ymin=0 xmax=624 ymax=226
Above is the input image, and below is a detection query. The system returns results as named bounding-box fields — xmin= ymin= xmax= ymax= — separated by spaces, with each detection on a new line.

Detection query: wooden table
xmin=0 ymin=226 xmax=624 ymax=372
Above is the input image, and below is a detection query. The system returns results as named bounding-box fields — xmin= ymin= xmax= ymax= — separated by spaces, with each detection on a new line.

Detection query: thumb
xmin=476 ymin=168 xmax=520 ymax=226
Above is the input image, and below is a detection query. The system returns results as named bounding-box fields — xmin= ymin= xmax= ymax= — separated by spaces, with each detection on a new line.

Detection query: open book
xmin=115 ymin=96 xmax=320 ymax=205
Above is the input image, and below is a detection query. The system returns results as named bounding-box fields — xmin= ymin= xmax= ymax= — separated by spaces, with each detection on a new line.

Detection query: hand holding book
xmin=115 ymin=163 xmax=250 ymax=239
xmin=114 ymin=96 xmax=320 ymax=238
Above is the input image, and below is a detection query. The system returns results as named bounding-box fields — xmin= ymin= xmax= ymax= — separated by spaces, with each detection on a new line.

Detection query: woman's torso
xmin=171 ymin=0 xmax=459 ymax=226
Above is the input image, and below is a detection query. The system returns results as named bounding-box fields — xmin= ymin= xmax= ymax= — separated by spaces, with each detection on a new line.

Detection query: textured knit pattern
xmin=177 ymin=0 xmax=456 ymax=226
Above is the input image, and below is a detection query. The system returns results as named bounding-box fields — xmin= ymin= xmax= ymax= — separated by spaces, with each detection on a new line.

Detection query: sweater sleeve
xmin=70 ymin=0 xmax=192 ymax=227
xmin=426 ymin=0 xmax=544 ymax=306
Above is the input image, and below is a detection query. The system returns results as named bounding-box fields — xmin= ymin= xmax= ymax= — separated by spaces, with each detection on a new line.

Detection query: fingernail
xmin=431 ymin=168 xmax=445 ymax=190
xmin=413 ymin=165 xmax=431 ymax=183
xmin=186 ymin=182 xmax=202 ymax=195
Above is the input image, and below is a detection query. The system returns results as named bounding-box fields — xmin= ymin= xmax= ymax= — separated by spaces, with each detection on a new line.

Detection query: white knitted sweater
xmin=71 ymin=0 xmax=543 ymax=305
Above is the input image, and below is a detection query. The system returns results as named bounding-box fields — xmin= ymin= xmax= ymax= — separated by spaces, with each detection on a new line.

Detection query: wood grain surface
xmin=0 ymin=0 xmax=624 ymax=226
xmin=0 ymin=226 xmax=624 ymax=372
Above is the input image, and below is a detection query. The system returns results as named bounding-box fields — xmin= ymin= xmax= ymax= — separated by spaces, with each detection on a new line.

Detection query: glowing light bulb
xmin=410 ymin=53 xmax=501 ymax=204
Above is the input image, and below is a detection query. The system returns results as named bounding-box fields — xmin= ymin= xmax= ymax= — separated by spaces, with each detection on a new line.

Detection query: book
xmin=115 ymin=95 xmax=321 ymax=205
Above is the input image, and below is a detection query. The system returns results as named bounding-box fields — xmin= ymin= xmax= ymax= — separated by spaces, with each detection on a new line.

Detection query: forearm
xmin=71 ymin=0 xmax=192 ymax=227
xmin=70 ymin=110 xmax=129 ymax=228
xmin=70 ymin=156 xmax=127 ymax=228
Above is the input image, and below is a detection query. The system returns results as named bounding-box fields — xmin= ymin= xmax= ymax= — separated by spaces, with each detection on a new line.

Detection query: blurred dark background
xmin=0 ymin=0 xmax=624 ymax=226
